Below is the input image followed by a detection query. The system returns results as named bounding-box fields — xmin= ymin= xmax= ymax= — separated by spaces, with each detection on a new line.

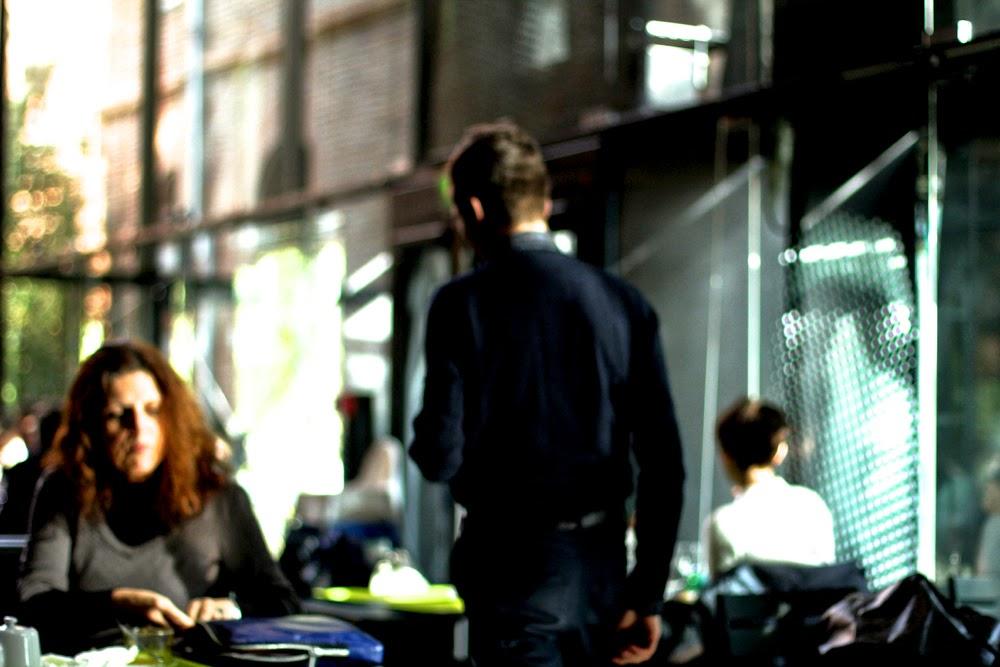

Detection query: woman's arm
xmin=17 ymin=472 xmax=120 ymax=650
xmin=220 ymin=483 xmax=302 ymax=616
xmin=19 ymin=473 xmax=194 ymax=653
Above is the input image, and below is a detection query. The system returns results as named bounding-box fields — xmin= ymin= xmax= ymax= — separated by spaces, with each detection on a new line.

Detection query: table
xmin=304 ymin=589 xmax=468 ymax=667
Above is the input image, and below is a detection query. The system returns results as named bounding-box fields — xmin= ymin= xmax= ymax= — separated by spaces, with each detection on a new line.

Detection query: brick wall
xmin=311 ymin=0 xmax=372 ymax=16
xmin=204 ymin=0 xmax=282 ymax=66
xmin=106 ymin=0 xmax=144 ymax=109
xmin=203 ymin=60 xmax=283 ymax=216
xmin=102 ymin=0 xmax=416 ymax=226
xmin=159 ymin=3 xmax=189 ymax=91
xmin=102 ymin=0 xmax=144 ymax=238
xmin=102 ymin=114 xmax=142 ymax=240
xmin=306 ymin=2 xmax=415 ymax=194
xmin=426 ymin=0 xmax=609 ymax=152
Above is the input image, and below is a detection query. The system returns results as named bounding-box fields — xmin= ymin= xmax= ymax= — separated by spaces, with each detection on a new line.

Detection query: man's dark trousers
xmin=451 ymin=515 xmax=627 ymax=667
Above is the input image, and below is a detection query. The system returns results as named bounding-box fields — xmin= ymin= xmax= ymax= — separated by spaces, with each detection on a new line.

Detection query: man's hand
xmin=611 ymin=609 xmax=661 ymax=665
xmin=187 ymin=596 xmax=242 ymax=622
xmin=110 ymin=587 xmax=195 ymax=629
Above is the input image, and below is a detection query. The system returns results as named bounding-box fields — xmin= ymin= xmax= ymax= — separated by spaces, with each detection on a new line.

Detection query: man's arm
xmin=625 ymin=305 xmax=685 ymax=616
xmin=409 ymin=287 xmax=467 ymax=483
xmin=613 ymin=304 xmax=684 ymax=664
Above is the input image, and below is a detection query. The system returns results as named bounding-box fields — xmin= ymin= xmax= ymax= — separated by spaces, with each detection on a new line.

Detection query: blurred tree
xmin=3 ymin=65 xmax=80 ymax=412
xmin=4 ymin=65 xmax=79 ymax=262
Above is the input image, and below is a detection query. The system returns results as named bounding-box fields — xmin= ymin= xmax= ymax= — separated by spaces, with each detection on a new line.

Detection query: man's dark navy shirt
xmin=410 ymin=231 xmax=685 ymax=612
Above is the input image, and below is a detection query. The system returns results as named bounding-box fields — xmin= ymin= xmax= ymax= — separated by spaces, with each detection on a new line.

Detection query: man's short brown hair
xmin=447 ymin=121 xmax=551 ymax=228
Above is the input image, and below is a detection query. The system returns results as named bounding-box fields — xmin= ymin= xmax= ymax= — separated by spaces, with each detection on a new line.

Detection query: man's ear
xmin=543 ymin=198 xmax=552 ymax=220
xmin=454 ymin=196 xmax=485 ymax=227
xmin=469 ymin=196 xmax=486 ymax=222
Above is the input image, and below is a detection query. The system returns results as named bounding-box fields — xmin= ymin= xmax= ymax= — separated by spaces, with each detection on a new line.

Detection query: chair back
xmin=716 ymin=587 xmax=856 ymax=663
xmin=0 ymin=534 xmax=28 ymax=617
xmin=948 ymin=575 xmax=1000 ymax=618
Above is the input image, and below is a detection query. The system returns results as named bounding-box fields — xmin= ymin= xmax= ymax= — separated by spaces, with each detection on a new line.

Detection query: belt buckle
xmin=557 ymin=510 xmax=606 ymax=531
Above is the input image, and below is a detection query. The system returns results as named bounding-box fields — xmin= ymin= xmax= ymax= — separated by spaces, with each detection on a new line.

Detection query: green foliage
xmin=2 ymin=279 xmax=67 ymax=411
xmin=3 ymin=66 xmax=79 ymax=412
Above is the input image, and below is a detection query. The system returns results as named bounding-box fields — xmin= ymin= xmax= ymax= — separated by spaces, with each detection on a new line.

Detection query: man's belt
xmin=556 ymin=510 xmax=608 ymax=531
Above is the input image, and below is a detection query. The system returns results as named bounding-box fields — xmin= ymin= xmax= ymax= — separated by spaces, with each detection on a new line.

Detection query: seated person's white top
xmin=705 ymin=398 xmax=836 ymax=578
xmin=706 ymin=471 xmax=835 ymax=576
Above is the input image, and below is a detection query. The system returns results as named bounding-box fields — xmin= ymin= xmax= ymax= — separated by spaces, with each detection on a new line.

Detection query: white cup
xmin=0 ymin=617 xmax=41 ymax=667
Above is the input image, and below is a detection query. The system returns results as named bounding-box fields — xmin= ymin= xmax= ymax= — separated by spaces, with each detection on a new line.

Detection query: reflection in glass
xmin=782 ymin=213 xmax=920 ymax=589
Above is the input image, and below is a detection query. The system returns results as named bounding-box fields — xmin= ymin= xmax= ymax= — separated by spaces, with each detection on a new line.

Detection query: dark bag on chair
xmin=819 ymin=573 xmax=1000 ymax=665
xmin=175 ymin=615 xmax=384 ymax=666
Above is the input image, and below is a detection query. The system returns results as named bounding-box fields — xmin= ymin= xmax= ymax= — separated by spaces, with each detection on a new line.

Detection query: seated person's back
xmin=706 ymin=397 xmax=835 ymax=577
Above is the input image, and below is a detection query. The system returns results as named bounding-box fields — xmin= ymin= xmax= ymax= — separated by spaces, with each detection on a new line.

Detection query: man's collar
xmin=508 ymin=231 xmax=557 ymax=252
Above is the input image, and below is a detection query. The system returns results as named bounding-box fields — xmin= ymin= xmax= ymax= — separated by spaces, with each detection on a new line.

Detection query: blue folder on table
xmin=208 ymin=614 xmax=384 ymax=665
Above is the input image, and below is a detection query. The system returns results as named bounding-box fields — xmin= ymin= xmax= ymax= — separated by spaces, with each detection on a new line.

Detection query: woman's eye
xmin=146 ymin=405 xmax=161 ymax=417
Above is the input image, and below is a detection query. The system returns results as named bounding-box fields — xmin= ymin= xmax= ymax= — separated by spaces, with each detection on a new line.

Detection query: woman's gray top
xmin=17 ymin=470 xmax=299 ymax=653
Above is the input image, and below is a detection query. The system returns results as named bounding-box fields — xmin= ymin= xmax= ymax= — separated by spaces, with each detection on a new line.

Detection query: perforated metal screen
xmin=779 ymin=212 xmax=920 ymax=589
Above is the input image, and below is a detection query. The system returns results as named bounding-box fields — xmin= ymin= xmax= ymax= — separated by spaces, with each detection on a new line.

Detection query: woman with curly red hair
xmin=17 ymin=340 xmax=299 ymax=653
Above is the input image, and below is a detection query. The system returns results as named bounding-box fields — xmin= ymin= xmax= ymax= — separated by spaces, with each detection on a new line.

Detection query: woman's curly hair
xmin=44 ymin=340 xmax=226 ymax=526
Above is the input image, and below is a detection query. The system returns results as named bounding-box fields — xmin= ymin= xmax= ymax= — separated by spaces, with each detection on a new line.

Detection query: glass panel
xmin=395 ymin=242 xmax=453 ymax=583
xmin=643 ymin=0 xmax=739 ymax=108
xmin=935 ymin=64 xmax=1000 ymax=581
xmin=620 ymin=140 xmax=785 ymax=549
xmin=231 ymin=232 xmax=346 ymax=553
xmin=933 ymin=0 xmax=1000 ymax=43
xmin=782 ymin=212 xmax=920 ymax=589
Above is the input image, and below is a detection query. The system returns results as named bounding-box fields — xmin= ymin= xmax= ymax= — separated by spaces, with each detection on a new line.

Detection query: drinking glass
xmin=120 ymin=625 xmax=173 ymax=665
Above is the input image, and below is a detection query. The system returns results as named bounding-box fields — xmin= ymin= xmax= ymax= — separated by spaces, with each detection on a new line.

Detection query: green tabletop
xmin=313 ymin=583 xmax=465 ymax=614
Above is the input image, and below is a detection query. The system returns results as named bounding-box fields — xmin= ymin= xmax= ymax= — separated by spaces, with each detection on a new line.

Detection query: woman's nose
xmin=134 ymin=409 xmax=157 ymax=436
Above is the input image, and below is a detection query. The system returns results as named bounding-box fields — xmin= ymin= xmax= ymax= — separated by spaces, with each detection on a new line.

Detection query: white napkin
xmin=71 ymin=646 xmax=139 ymax=667
xmin=41 ymin=656 xmax=82 ymax=667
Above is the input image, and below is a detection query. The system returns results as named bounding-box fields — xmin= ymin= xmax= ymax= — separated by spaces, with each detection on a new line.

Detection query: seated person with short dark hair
xmin=17 ymin=340 xmax=300 ymax=654
xmin=705 ymin=397 xmax=835 ymax=578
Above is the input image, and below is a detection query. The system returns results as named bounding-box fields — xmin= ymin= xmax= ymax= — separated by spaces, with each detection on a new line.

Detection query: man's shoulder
xmin=433 ymin=254 xmax=655 ymax=316
xmin=432 ymin=271 xmax=478 ymax=299
xmin=543 ymin=254 xmax=653 ymax=309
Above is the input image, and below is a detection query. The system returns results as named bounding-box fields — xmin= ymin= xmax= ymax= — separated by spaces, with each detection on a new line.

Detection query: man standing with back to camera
xmin=410 ymin=121 xmax=685 ymax=666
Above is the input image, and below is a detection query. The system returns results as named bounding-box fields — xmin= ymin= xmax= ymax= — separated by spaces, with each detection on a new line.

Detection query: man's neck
xmin=508 ymin=219 xmax=549 ymax=235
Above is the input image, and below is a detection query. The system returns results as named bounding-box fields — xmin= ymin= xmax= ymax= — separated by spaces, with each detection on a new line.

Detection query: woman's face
xmin=103 ymin=370 xmax=165 ymax=483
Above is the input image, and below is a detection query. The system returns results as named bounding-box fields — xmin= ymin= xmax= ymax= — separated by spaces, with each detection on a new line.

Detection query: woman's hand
xmin=111 ymin=587 xmax=195 ymax=629
xmin=186 ymin=596 xmax=242 ymax=622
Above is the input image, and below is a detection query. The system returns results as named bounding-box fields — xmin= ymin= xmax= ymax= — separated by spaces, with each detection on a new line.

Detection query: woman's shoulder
xmin=205 ymin=479 xmax=253 ymax=514
xmin=27 ymin=467 xmax=78 ymax=524
xmin=35 ymin=467 xmax=74 ymax=500
xmin=784 ymin=481 xmax=833 ymax=514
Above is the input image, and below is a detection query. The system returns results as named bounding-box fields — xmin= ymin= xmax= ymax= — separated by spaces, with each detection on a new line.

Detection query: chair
xmin=717 ymin=593 xmax=784 ymax=659
xmin=947 ymin=575 xmax=1000 ymax=618
xmin=715 ymin=588 xmax=857 ymax=665
xmin=0 ymin=534 xmax=28 ymax=616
